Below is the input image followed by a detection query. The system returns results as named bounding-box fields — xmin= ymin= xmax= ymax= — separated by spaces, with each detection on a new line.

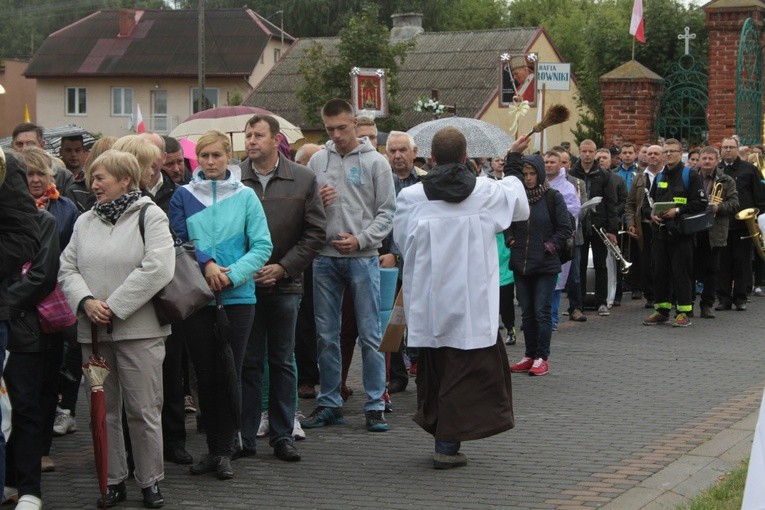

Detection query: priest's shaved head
xmin=431 ymin=127 xmax=466 ymax=164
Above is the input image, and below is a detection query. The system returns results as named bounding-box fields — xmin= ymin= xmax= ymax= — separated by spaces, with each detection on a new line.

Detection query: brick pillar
xmin=600 ymin=60 xmax=662 ymax=147
xmin=705 ymin=0 xmax=765 ymax=143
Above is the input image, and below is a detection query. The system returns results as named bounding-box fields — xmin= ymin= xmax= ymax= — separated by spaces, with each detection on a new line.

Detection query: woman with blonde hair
xmin=168 ymin=130 xmax=272 ymax=480
xmin=59 ymin=149 xmax=175 ymax=508
xmin=112 ymin=135 xmax=163 ymax=190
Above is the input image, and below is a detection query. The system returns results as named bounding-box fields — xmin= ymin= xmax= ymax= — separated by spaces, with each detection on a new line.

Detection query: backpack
xmin=545 ymin=189 xmax=576 ymax=264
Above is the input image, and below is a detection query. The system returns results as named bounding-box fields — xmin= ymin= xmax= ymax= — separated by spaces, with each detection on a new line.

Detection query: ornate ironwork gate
xmin=655 ymin=54 xmax=708 ymax=146
xmin=736 ymin=18 xmax=763 ymax=146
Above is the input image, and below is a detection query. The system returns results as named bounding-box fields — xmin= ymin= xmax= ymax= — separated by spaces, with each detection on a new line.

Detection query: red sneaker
xmin=510 ymin=356 xmax=534 ymax=372
xmin=528 ymin=358 xmax=549 ymax=376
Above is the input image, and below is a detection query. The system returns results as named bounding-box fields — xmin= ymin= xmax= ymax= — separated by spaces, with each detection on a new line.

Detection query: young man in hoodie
xmin=302 ymin=99 xmax=396 ymax=433
xmin=393 ymin=128 xmax=529 ymax=469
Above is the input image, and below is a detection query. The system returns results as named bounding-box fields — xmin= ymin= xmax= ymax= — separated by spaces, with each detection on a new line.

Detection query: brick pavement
xmin=39 ymin=294 xmax=765 ymax=509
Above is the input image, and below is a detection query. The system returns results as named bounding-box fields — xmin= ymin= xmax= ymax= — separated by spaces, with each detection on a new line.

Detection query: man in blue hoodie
xmin=302 ymin=99 xmax=396 ymax=433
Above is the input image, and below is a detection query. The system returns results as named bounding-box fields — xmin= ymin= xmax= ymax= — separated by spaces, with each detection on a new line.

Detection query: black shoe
xmin=215 ymin=456 xmax=233 ymax=480
xmin=645 ymin=301 xmax=654 ymax=309
xmin=715 ymin=301 xmax=732 ymax=311
xmin=505 ymin=329 xmax=517 ymax=345
xmin=164 ymin=446 xmax=193 ymax=465
xmin=141 ymin=482 xmax=164 ymax=508
xmin=273 ymin=440 xmax=301 ymax=462
xmin=612 ymin=300 xmax=621 ymax=307
xmin=631 ymin=290 xmax=643 ymax=300
xmin=96 ymin=481 xmax=127 ymax=508
xmin=700 ymin=305 xmax=715 ymax=319
xmin=231 ymin=447 xmax=256 ymax=461
xmin=387 ymin=380 xmax=407 ymax=394
xmin=189 ymin=454 xmax=217 ymax=475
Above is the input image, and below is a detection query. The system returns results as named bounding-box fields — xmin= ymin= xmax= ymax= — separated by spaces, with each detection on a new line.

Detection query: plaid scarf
xmin=93 ymin=190 xmax=141 ymax=225
xmin=525 ymin=181 xmax=550 ymax=204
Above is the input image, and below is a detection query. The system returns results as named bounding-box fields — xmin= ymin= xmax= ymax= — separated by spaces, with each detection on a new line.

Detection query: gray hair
xmin=386 ymin=131 xmax=417 ymax=152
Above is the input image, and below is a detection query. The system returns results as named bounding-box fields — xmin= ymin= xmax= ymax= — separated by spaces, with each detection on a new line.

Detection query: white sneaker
xmin=52 ymin=409 xmax=76 ymax=436
xmin=293 ymin=413 xmax=306 ymax=441
xmin=755 ymin=287 xmax=765 ymax=297
xmin=256 ymin=411 xmax=269 ymax=437
xmin=598 ymin=305 xmax=610 ymax=316
xmin=15 ymin=495 xmax=42 ymax=509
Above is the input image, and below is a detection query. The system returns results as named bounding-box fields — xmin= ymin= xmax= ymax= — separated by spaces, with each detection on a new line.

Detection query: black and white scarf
xmin=93 ymin=190 xmax=142 ymax=225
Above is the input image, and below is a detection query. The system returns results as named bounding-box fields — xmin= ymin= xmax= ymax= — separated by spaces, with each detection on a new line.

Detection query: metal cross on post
xmin=678 ymin=26 xmax=696 ymax=56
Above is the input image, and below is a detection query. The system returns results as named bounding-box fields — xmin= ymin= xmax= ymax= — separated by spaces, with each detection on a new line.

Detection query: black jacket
xmin=7 ymin=210 xmax=59 ymax=352
xmin=643 ymin=162 xmax=708 ymax=241
xmin=568 ymin=159 xmax=619 ymax=234
xmin=150 ymin=171 xmax=177 ymax=214
xmin=0 ymin=151 xmax=42 ymax=322
xmin=65 ymin=177 xmax=96 ymax=214
xmin=719 ymin=156 xmax=765 ymax=231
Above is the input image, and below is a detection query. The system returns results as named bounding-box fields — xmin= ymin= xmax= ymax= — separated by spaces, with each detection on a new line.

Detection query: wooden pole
xmin=198 ymin=0 xmax=206 ymax=112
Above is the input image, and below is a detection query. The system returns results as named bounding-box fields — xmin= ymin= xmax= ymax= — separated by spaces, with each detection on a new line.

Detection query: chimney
xmin=390 ymin=12 xmax=424 ymax=44
xmin=118 ymin=9 xmax=138 ymax=38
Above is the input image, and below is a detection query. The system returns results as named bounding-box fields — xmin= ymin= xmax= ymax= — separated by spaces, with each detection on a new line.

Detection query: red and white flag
xmin=630 ymin=0 xmax=645 ymax=43
xmin=136 ymin=103 xmax=146 ymax=133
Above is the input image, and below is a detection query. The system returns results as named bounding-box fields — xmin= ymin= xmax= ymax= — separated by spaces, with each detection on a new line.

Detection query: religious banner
xmin=500 ymin=53 xmax=538 ymax=107
xmin=350 ymin=67 xmax=389 ymax=117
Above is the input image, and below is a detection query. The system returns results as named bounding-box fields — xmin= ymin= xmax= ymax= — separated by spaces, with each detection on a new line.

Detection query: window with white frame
xmin=274 ymin=48 xmax=281 ymax=62
xmin=191 ymin=88 xmax=219 ymax=114
xmin=66 ymin=87 xmax=87 ymax=115
xmin=112 ymin=87 xmax=133 ymax=116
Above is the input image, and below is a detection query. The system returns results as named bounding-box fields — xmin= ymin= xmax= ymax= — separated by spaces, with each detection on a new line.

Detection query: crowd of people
xmin=1 ymin=99 xmax=764 ymax=509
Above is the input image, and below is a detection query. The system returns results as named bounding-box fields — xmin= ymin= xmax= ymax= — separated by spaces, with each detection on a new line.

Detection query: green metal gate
xmin=736 ymin=18 xmax=763 ymax=146
xmin=655 ymin=54 xmax=708 ymax=146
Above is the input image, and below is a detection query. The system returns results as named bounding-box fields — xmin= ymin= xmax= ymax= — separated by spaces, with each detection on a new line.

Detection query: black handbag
xmin=139 ymin=204 xmax=214 ymax=325
xmin=680 ymin=209 xmax=715 ymax=235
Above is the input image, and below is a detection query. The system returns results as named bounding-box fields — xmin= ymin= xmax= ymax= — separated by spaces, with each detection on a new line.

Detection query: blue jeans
xmin=0 ymin=321 xmax=7 ymax=490
xmin=313 ymin=256 xmax=385 ymax=411
xmin=566 ymin=244 xmax=583 ymax=312
xmin=551 ymin=289 xmax=561 ymax=327
xmin=241 ymin=293 xmax=301 ymax=449
xmin=515 ymin=274 xmax=557 ymax=360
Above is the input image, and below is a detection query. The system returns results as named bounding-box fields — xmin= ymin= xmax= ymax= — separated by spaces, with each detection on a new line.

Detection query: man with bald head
xmin=295 ymin=144 xmax=322 ymax=167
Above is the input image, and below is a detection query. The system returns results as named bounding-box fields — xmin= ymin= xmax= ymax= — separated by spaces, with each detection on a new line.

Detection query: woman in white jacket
xmin=59 ymin=150 xmax=174 ymax=509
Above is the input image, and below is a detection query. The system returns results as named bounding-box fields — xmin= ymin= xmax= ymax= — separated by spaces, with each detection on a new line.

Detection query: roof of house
xmin=25 ymin=8 xmax=294 ymax=78
xmin=243 ymin=27 xmax=541 ymax=129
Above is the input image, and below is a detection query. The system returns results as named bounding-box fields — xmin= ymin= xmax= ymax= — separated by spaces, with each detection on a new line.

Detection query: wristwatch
xmin=675 ymin=207 xmax=680 ymax=215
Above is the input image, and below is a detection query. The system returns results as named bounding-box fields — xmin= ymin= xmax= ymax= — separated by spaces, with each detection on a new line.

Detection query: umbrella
xmin=406 ymin=117 xmax=515 ymax=159
xmin=0 ymin=124 xmax=97 ymax=156
xmin=214 ymin=293 xmax=241 ymax=430
xmin=169 ymin=106 xmax=304 ymax=151
xmin=82 ymin=322 xmax=110 ymax=509
xmin=178 ymin=138 xmax=198 ymax=172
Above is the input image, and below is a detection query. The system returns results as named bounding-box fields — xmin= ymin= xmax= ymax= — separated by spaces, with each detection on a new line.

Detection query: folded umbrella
xmin=214 ymin=293 xmax=241 ymax=431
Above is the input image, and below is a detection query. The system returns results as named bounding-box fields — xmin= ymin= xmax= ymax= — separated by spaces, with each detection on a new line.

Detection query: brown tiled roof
xmin=25 ymin=8 xmax=294 ymax=78
xmin=244 ymin=27 xmax=540 ymax=129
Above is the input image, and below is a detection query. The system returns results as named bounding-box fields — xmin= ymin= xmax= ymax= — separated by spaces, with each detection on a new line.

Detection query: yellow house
xmin=245 ymin=13 xmax=585 ymax=152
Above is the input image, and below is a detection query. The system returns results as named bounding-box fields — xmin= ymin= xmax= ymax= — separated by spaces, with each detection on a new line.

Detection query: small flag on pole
xmin=630 ymin=0 xmax=645 ymax=43
xmin=136 ymin=104 xmax=146 ymax=133
xmin=23 ymin=104 xmax=30 ymax=123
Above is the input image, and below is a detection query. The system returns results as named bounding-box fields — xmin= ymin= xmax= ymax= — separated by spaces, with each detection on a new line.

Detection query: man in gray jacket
xmin=239 ymin=115 xmax=326 ymax=461
xmin=301 ymin=98 xmax=396 ymax=432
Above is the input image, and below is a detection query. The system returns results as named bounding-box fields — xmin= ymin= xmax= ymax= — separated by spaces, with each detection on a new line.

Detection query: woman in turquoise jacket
xmin=169 ymin=131 xmax=272 ymax=480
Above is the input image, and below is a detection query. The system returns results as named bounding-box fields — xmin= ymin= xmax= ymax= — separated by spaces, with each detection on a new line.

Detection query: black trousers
xmin=5 ymin=351 xmax=46 ymax=498
xmin=640 ymin=225 xmax=655 ymax=302
xmin=717 ymin=229 xmax=753 ymax=306
xmin=161 ymin=324 xmax=187 ymax=451
xmin=499 ymin=283 xmax=516 ymax=330
xmin=41 ymin=338 xmax=63 ymax=457
xmin=57 ymin=324 xmax=81 ymax=416
xmin=693 ymin=233 xmax=721 ymax=308
xmin=185 ymin=304 xmax=254 ymax=457
xmin=652 ymin=236 xmax=694 ymax=312
xmin=579 ymin=231 xmax=608 ymax=307
xmin=294 ymin=265 xmax=319 ymax=387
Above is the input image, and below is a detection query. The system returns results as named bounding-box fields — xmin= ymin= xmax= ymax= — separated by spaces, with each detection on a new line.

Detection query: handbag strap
xmin=138 ymin=203 xmax=180 ymax=246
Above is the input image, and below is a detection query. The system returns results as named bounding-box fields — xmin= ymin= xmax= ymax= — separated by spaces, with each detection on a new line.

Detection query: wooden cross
xmin=678 ymin=26 xmax=696 ymax=56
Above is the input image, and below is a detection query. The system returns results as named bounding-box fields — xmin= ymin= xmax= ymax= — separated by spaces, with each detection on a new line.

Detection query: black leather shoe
xmin=141 ymin=482 xmax=164 ymax=508
xmin=273 ymin=440 xmax=301 ymax=462
xmin=96 ymin=481 xmax=127 ymax=508
xmin=216 ymin=456 xmax=234 ymax=480
xmin=715 ymin=301 xmax=732 ymax=311
xmin=700 ymin=306 xmax=715 ymax=319
xmin=231 ymin=447 xmax=256 ymax=461
xmin=164 ymin=446 xmax=193 ymax=465
xmin=189 ymin=454 xmax=217 ymax=475
xmin=387 ymin=380 xmax=407 ymax=394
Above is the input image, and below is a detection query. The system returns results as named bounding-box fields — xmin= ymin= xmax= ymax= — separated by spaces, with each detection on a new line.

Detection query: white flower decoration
xmin=350 ymin=67 xmax=360 ymax=75
xmin=376 ymin=69 xmax=385 ymax=77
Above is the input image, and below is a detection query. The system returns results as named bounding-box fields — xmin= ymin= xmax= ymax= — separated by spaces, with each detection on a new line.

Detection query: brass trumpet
xmin=710 ymin=181 xmax=723 ymax=215
xmin=735 ymin=207 xmax=765 ymax=261
xmin=594 ymin=226 xmax=632 ymax=274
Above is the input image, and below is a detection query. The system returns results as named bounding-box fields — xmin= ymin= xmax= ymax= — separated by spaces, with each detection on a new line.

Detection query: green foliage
xmin=681 ymin=457 xmax=747 ymax=510
xmin=571 ymin=112 xmax=604 ymax=147
xmin=0 ymin=0 xmax=166 ymax=58
xmin=296 ymin=4 xmax=412 ymax=131
xmin=507 ymin=0 xmax=707 ymax=141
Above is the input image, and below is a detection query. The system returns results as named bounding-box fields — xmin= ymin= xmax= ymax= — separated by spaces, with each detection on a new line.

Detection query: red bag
xmin=36 ymin=284 xmax=77 ymax=334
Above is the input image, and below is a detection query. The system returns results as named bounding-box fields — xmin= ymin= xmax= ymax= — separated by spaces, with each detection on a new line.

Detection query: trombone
xmin=594 ymin=226 xmax=633 ymax=274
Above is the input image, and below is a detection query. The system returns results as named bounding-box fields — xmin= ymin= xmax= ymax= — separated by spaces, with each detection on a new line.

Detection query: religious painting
xmin=500 ymin=53 xmax=538 ymax=107
xmin=351 ymin=67 xmax=389 ymax=117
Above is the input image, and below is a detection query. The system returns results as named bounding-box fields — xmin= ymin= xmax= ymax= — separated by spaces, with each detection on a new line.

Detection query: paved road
xmin=41 ymin=294 xmax=765 ymax=509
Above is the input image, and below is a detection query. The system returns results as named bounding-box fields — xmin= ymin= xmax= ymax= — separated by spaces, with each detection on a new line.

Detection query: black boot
xmin=142 ymin=482 xmax=164 ymax=508
xmin=96 ymin=481 xmax=127 ymax=508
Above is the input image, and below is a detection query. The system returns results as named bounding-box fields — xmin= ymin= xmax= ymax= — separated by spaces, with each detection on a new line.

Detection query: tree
xmin=296 ymin=4 xmax=412 ymax=132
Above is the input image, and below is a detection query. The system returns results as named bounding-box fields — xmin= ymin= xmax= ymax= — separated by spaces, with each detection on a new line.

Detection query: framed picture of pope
xmin=500 ymin=54 xmax=538 ymax=107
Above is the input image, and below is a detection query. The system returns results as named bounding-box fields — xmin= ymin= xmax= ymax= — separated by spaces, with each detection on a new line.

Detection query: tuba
xmin=735 ymin=208 xmax=765 ymax=261
xmin=594 ymin=226 xmax=632 ymax=274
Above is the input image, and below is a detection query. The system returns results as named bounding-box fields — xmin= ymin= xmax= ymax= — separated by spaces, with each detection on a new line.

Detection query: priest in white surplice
xmin=393 ymin=128 xmax=530 ymax=469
